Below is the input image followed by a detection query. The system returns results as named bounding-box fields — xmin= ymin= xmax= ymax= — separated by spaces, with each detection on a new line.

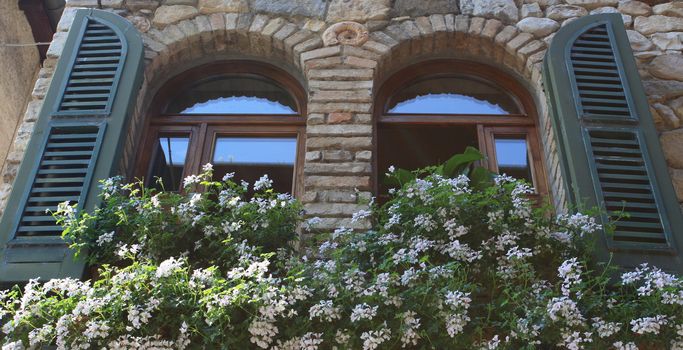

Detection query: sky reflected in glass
xmin=495 ymin=138 xmax=528 ymax=167
xmin=212 ymin=137 xmax=297 ymax=165
xmin=181 ymin=96 xmax=297 ymax=114
xmin=159 ymin=137 xmax=189 ymax=165
xmin=389 ymin=93 xmax=509 ymax=114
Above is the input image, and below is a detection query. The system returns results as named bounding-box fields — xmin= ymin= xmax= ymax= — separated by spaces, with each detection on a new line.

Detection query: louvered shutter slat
xmin=0 ymin=9 xmax=144 ymax=283
xmin=544 ymin=14 xmax=683 ymax=272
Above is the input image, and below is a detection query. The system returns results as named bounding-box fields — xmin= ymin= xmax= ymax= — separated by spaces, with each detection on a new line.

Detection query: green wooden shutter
xmin=0 ymin=9 xmax=143 ymax=283
xmin=543 ymin=13 xmax=683 ymax=273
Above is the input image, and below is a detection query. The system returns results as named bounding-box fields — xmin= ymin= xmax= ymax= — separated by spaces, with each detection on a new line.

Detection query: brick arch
xmin=120 ymin=15 xmax=323 ymax=177
xmin=364 ymin=16 xmax=568 ymax=210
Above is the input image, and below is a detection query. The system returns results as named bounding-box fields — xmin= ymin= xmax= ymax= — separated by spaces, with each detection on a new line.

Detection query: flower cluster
xmin=2 ymin=156 xmax=683 ymax=349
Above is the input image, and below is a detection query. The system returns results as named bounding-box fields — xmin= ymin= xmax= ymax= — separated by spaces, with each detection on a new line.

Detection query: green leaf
xmin=442 ymin=146 xmax=484 ymax=177
xmin=470 ymin=166 xmax=495 ymax=190
xmin=383 ymin=168 xmax=416 ymax=187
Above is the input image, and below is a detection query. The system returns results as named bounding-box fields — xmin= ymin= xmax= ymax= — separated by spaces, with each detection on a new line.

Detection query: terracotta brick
xmin=328 ymin=112 xmax=354 ymax=123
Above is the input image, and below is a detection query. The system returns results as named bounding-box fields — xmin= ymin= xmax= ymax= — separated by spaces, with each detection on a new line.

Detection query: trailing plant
xmin=1 ymin=150 xmax=682 ymax=350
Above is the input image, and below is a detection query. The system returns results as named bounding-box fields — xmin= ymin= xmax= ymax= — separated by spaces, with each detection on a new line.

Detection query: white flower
xmin=183 ymin=174 xmax=202 ymax=187
xmin=249 ymin=320 xmax=278 ymax=349
xmin=156 ymin=257 xmax=184 ymax=278
xmin=630 ymin=315 xmax=668 ymax=335
xmin=308 ymin=300 xmax=341 ymax=322
xmin=254 ymin=174 xmax=273 ymax=191
xmin=360 ymin=327 xmax=391 ymax=350
xmin=222 ymin=172 xmax=235 ymax=181
xmin=445 ymin=290 xmax=472 ymax=310
xmin=388 ymin=165 xmax=396 ymax=173
xmin=592 ymin=317 xmax=621 ymax=338
xmin=613 ymin=341 xmax=638 ymax=350
xmin=558 ymin=330 xmax=592 ymax=350
xmin=201 ymin=163 xmax=213 ymax=173
xmin=351 ymin=209 xmax=372 ymax=223
xmin=558 ymin=258 xmax=583 ymax=297
xmin=350 ymin=303 xmax=378 ymax=323
xmin=546 ymin=297 xmax=585 ymax=326
xmin=96 ymin=231 xmax=115 ymax=246
xmin=445 ymin=312 xmax=470 ymax=337
xmin=400 ymin=311 xmax=421 ymax=347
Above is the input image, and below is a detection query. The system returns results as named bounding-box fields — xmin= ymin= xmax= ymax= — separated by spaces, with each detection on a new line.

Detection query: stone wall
xmin=0 ymin=2 xmax=41 ymax=196
xmin=3 ymin=0 xmax=683 ymax=232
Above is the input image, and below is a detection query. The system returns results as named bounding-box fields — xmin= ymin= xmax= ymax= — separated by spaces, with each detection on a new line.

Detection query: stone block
xmin=305 ymin=57 xmax=344 ymax=70
xmin=618 ymin=0 xmax=651 ymax=16
xmin=304 ymin=203 xmax=366 ymax=216
xmin=306 ymin=137 xmax=372 ymax=150
xmin=391 ymin=0 xmax=458 ymax=17
xmin=481 ymin=19 xmax=503 ymax=40
xmin=308 ymin=113 xmax=325 ymax=125
xmin=521 ymin=3 xmax=543 ymax=17
xmin=164 ymin=0 xmax=196 ymax=5
xmin=261 ymin=17 xmax=286 ymax=37
xmin=668 ymin=96 xmax=683 ymax=119
xmin=31 ymin=78 xmax=51 ymax=99
xmin=310 ymin=90 xmax=371 ymax=103
xmin=635 ymin=15 xmax=683 ymax=35
xmin=252 ymin=0 xmax=327 ymax=19
xmin=644 ymin=80 xmax=683 ymax=102
xmin=430 ymin=14 xmax=447 ymax=32
xmin=355 ymin=150 xmax=372 ymax=161
xmin=565 ymin=0 xmax=617 ymax=10
xmin=328 ymin=112 xmax=353 ymax=124
xmin=308 ymin=124 xmax=372 ymax=136
xmin=127 ymin=0 xmax=161 ymax=11
xmin=198 ymin=0 xmax=247 ymax=14
xmin=306 ymin=151 xmax=322 ymax=162
xmin=304 ymin=162 xmax=371 ymax=175
xmin=308 ymin=80 xmax=373 ymax=90
xmin=344 ymin=55 xmax=377 ymax=69
xmin=516 ymin=17 xmax=559 ymax=38
xmin=304 ymin=176 xmax=371 ymax=189
xmin=651 ymin=32 xmax=683 ymax=50
xmin=153 ymin=5 xmax=198 ymax=27
xmin=326 ymin=0 xmax=391 ymax=22
xmin=308 ymin=69 xmax=373 ymax=81
xmin=649 ymin=54 xmax=683 ymax=81
xmin=626 ymin=30 xmax=654 ymax=51
xmin=57 ymin=8 xmax=78 ymax=32
xmin=660 ymin=128 xmax=683 ymax=168
xmin=46 ymin=31 xmax=68 ymax=59
xmin=317 ymin=190 xmax=357 ymax=203
xmin=545 ymin=5 xmax=588 ymax=20
xmin=653 ymin=102 xmax=681 ymax=129
xmin=505 ymin=32 xmax=534 ymax=54
xmin=308 ymin=103 xmax=372 ymax=113
xmin=653 ymin=2 xmax=683 ymax=17
xmin=494 ymin=25 xmax=518 ymax=45
xmin=473 ymin=0 xmax=518 ymax=23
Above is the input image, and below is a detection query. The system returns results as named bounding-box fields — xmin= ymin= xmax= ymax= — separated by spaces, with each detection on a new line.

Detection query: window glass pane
xmin=494 ymin=137 xmax=533 ymax=184
xmin=166 ymin=75 xmax=298 ymax=114
xmin=212 ymin=137 xmax=297 ymax=195
xmin=148 ymin=136 xmax=190 ymax=191
xmin=387 ymin=77 xmax=519 ymax=114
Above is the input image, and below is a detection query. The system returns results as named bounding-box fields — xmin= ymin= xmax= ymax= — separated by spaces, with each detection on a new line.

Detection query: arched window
xmin=136 ymin=61 xmax=306 ymax=196
xmin=376 ymin=60 xmax=548 ymax=200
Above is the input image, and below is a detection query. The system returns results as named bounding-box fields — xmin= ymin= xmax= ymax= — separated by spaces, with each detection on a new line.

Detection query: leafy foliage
xmin=1 ymin=152 xmax=682 ymax=350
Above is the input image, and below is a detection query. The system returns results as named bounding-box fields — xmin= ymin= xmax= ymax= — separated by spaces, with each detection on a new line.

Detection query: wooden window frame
xmin=374 ymin=59 xmax=548 ymax=198
xmin=135 ymin=61 xmax=307 ymax=197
